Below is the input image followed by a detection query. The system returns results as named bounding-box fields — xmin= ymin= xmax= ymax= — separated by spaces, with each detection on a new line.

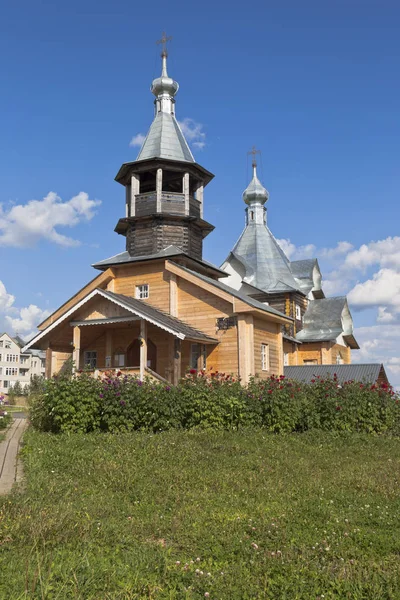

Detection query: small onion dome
xmin=242 ymin=165 xmax=269 ymax=205
xmin=151 ymin=53 xmax=179 ymax=98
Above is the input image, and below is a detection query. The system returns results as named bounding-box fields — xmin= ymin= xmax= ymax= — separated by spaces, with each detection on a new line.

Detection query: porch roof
xmin=22 ymin=288 xmax=218 ymax=352
xmin=100 ymin=290 xmax=218 ymax=343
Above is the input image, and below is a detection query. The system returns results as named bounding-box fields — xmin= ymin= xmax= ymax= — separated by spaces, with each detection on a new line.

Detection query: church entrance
xmin=127 ymin=338 xmax=157 ymax=371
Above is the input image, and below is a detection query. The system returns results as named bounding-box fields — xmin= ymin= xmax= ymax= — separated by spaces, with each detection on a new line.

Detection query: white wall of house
xmin=0 ymin=333 xmax=45 ymax=395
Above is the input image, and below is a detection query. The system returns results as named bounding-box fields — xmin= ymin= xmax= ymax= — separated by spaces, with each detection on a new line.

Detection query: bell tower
xmin=114 ymin=35 xmax=214 ymax=261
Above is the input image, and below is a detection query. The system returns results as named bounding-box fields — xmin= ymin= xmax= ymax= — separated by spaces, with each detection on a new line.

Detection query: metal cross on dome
xmin=248 ymin=146 xmax=260 ymax=168
xmin=156 ymin=31 xmax=172 ymax=57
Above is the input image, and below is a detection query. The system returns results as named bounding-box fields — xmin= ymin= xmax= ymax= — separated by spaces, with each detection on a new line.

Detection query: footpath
xmin=0 ymin=418 xmax=27 ymax=495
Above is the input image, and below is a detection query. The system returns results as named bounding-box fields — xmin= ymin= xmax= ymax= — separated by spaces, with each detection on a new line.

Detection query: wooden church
xmin=23 ymin=43 xmax=358 ymax=382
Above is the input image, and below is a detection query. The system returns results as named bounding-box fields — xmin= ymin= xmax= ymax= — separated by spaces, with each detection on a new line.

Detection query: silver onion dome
xmin=242 ymin=164 xmax=269 ymax=205
xmin=151 ymin=52 xmax=179 ymax=98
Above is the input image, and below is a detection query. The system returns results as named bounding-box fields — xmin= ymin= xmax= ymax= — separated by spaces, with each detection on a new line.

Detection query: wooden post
xmin=237 ymin=314 xmax=254 ymax=385
xmin=183 ymin=172 xmax=190 ymax=215
xmin=139 ymin=319 xmax=147 ymax=381
xmin=277 ymin=324 xmax=284 ymax=376
xmin=105 ymin=330 xmax=112 ymax=368
xmin=196 ymin=182 xmax=204 ymax=218
xmin=125 ymin=185 xmax=130 ymax=217
xmin=173 ymin=338 xmax=181 ymax=385
xmin=72 ymin=326 xmax=81 ymax=373
xmin=130 ymin=174 xmax=140 ymax=217
xmin=45 ymin=346 xmax=52 ymax=379
xmin=169 ymin=273 xmax=177 ymax=316
xmin=156 ymin=168 xmax=163 ymax=212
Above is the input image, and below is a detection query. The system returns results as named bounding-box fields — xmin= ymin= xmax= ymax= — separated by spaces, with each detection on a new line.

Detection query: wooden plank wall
xmin=113 ymin=263 xmax=170 ymax=312
xmin=253 ymin=318 xmax=282 ymax=378
xmin=177 ymin=278 xmax=238 ymax=375
xmin=330 ymin=344 xmax=351 ymax=365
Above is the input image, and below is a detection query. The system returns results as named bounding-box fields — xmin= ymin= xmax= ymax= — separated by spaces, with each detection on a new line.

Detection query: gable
xmin=38 ymin=268 xmax=115 ymax=330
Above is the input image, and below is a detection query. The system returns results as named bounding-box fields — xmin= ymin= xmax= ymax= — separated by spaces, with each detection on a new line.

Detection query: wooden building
xmin=220 ymin=157 xmax=359 ymax=366
xmin=23 ymin=49 xmax=292 ymax=384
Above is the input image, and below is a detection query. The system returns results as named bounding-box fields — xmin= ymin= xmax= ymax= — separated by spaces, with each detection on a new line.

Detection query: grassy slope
xmin=1 ymin=430 xmax=400 ymax=599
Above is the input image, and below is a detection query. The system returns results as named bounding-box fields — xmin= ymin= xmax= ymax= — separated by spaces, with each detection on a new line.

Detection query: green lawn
xmin=1 ymin=430 xmax=400 ymax=599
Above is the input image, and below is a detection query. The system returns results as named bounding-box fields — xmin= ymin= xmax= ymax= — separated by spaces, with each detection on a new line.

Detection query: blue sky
xmin=1 ymin=1 xmax=399 ymax=382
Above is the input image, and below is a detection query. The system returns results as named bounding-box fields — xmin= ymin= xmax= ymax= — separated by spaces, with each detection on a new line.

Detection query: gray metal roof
xmin=296 ymin=297 xmax=348 ymax=343
xmin=101 ymin=290 xmax=217 ymax=343
xmin=176 ymin=263 xmax=291 ymax=321
xmin=284 ymin=364 xmax=388 ymax=385
xmin=290 ymin=259 xmax=317 ymax=294
xmin=136 ymin=112 xmax=194 ymax=163
xmin=92 ymin=245 xmax=227 ymax=277
xmin=290 ymin=259 xmax=317 ymax=280
xmin=229 ymin=224 xmax=302 ymax=293
xmin=92 ymin=246 xmax=184 ymax=269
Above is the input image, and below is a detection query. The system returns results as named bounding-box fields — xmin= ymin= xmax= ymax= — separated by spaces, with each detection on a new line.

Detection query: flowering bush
xmin=29 ymin=370 xmax=400 ymax=435
xmin=0 ymin=394 xmax=12 ymax=430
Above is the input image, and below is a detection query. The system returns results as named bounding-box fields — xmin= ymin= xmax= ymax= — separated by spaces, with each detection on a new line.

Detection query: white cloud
xmin=6 ymin=304 xmax=51 ymax=340
xmin=178 ymin=118 xmax=206 ymax=150
xmin=0 ymin=280 xmax=50 ymax=342
xmin=348 ymin=269 xmax=400 ymax=308
xmin=0 ymin=281 xmax=15 ymax=312
xmin=320 ymin=241 xmax=354 ymax=259
xmin=276 ymin=238 xmax=316 ymax=260
xmin=0 ymin=192 xmax=101 ymax=248
xmin=344 ymin=236 xmax=400 ymax=272
xmin=129 ymin=133 xmax=146 ymax=148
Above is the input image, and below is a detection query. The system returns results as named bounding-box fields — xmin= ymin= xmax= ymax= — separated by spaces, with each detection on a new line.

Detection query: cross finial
xmin=248 ymin=145 xmax=260 ymax=168
xmin=156 ymin=31 xmax=172 ymax=57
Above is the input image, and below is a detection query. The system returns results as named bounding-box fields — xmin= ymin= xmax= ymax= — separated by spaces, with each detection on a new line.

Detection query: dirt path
xmin=0 ymin=418 xmax=28 ymax=495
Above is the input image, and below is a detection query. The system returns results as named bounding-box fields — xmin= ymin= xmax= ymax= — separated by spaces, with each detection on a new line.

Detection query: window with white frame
xmin=295 ymin=304 xmax=301 ymax=320
xmin=3 ymin=380 xmax=8 ymax=388
xmin=5 ymin=341 xmax=11 ymax=349
xmin=0 ymin=341 xmax=3 ymax=347
xmin=0 ymin=367 xmax=2 ymax=375
xmin=114 ymin=351 xmax=125 ymax=367
xmin=84 ymin=351 xmax=97 ymax=369
xmin=5 ymin=367 xmax=18 ymax=376
xmin=283 ymin=352 xmax=289 ymax=366
xmin=135 ymin=284 xmax=149 ymax=299
xmin=304 ymin=359 xmax=318 ymax=365
xmin=261 ymin=343 xmax=270 ymax=371
xmin=6 ymin=355 xmax=18 ymax=363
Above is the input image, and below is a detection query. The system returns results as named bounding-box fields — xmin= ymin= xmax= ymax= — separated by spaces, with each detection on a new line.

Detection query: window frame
xmin=190 ymin=343 xmax=207 ymax=371
xmin=261 ymin=343 xmax=270 ymax=371
xmin=295 ymin=304 xmax=302 ymax=321
xmin=135 ymin=284 xmax=149 ymax=299
xmin=83 ymin=350 xmax=97 ymax=369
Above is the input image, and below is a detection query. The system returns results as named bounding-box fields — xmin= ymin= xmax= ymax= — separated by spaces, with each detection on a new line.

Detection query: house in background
xmin=220 ymin=156 xmax=359 ymax=366
xmin=0 ymin=333 xmax=45 ymax=395
xmin=22 ymin=48 xmax=292 ymax=384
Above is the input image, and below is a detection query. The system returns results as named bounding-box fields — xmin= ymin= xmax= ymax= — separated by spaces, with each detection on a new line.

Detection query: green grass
xmin=1 ymin=430 xmax=400 ymax=599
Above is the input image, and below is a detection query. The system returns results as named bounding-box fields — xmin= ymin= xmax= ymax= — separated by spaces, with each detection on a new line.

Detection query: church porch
xmin=22 ymin=288 xmax=218 ymax=385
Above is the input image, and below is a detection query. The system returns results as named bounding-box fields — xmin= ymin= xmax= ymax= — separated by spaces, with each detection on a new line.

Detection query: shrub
xmin=0 ymin=394 xmax=12 ymax=430
xmin=29 ymin=370 xmax=400 ymax=436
